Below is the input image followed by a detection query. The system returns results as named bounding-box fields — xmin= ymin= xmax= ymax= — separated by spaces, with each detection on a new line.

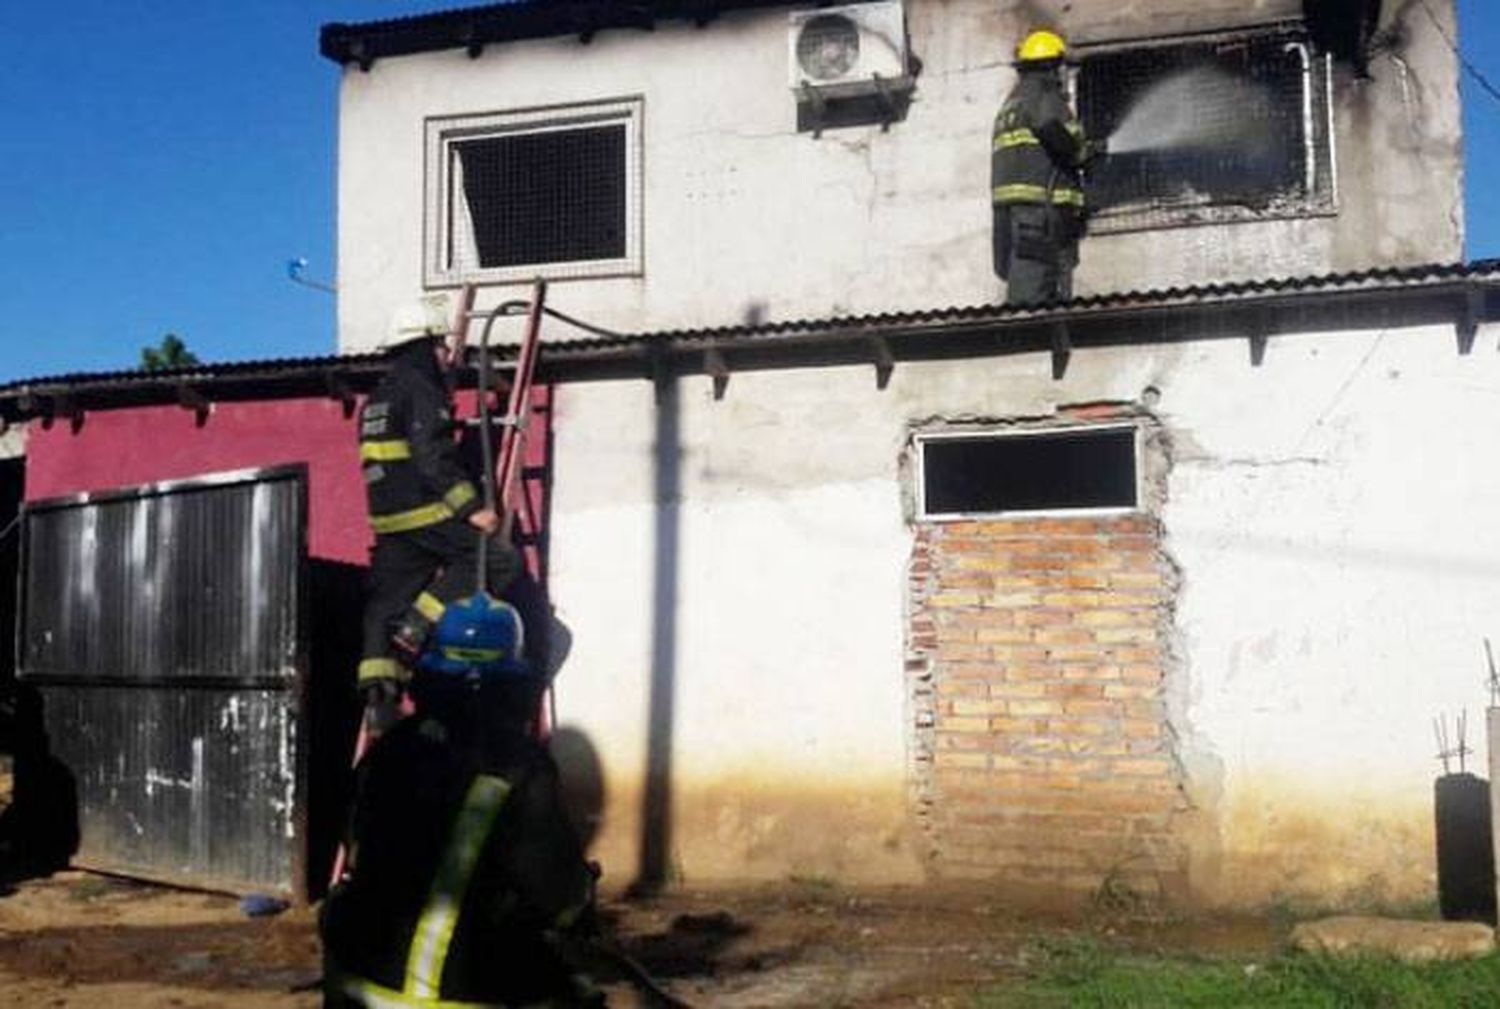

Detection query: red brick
xmin=991 ymin=681 xmax=1048 ymax=699
xmin=1008 ymin=699 xmax=1064 ymax=716
xmin=936 ymin=680 xmax=990 ymax=699
xmin=936 ymin=724 xmax=990 ymax=743
xmin=1047 ymin=718 xmax=1111 ymax=737
xmin=1062 ymin=699 xmax=1121 ymax=717
xmin=952 ymin=699 xmax=1010 ymax=717
xmin=1103 ymin=684 xmax=1160 ymax=700
xmin=990 ymin=717 xmax=1049 ymax=735
xmin=990 ymin=645 xmax=1052 ymax=663
xmin=984 ymin=592 xmax=1043 ymax=608
xmin=935 ymin=752 xmax=988 ymax=770
xmin=1075 ymin=610 xmax=1141 ymax=628
xmin=1016 ymin=609 xmax=1072 ymax=627
xmin=1008 ymin=664 xmax=1068 ymax=681
xmin=1093 ymin=627 xmax=1158 ymax=644
xmin=1110 ymin=572 xmax=1165 ymax=590
xmin=1060 ymin=574 xmax=1112 ymax=589
xmin=1034 ymin=628 xmax=1095 ymax=645
xmin=1061 ymin=664 xmax=1121 ymax=681
xmin=929 ymin=592 xmax=983 ymax=607
xmin=1048 ymin=758 xmax=1109 ymax=776
xmin=991 ymin=755 xmax=1050 ymax=772
xmin=1122 ymin=700 xmax=1164 ymax=720
xmin=939 ymin=572 xmax=996 ymax=590
xmin=1047 ymin=682 xmax=1104 ymax=699
xmin=992 ymin=574 xmax=1048 ymax=589
xmin=1046 ymin=646 xmax=1109 ymax=662
xmin=942 ymin=609 xmax=1016 ymax=631
xmin=954 ymin=556 xmax=1015 ymax=572
xmin=1111 ymin=758 xmax=1174 ymax=776
xmin=943 ymin=661 xmax=1001 ymax=680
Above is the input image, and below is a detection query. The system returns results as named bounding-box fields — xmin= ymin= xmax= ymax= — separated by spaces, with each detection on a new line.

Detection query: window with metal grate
xmin=425 ymin=99 xmax=643 ymax=285
xmin=1076 ymin=27 xmax=1336 ymax=234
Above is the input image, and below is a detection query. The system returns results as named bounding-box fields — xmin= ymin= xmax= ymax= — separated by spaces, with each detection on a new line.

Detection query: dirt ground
xmin=0 ymin=868 xmax=1284 ymax=1009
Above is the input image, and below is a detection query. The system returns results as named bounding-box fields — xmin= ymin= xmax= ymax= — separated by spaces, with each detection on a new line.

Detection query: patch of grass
xmin=977 ymin=937 xmax=1500 ymax=1008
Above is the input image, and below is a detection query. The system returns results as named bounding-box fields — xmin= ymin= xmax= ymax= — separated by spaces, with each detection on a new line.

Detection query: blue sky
xmin=0 ymin=1 xmax=1497 ymax=383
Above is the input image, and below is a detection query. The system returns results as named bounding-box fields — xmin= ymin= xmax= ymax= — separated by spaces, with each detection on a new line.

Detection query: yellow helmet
xmin=1017 ymin=29 xmax=1066 ymax=63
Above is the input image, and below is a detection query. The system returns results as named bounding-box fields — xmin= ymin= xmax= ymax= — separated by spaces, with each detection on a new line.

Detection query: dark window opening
xmin=1078 ymin=30 xmax=1332 ymax=231
xmin=921 ymin=427 xmax=1137 ymax=517
xmin=456 ymin=124 xmax=626 ymax=269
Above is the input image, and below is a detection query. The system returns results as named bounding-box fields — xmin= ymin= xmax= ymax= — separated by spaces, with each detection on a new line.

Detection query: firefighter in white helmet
xmin=354 ymin=295 xmax=520 ymax=735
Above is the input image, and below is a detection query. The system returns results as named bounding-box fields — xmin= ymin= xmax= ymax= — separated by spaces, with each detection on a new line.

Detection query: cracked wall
xmin=539 ymin=321 xmax=1500 ymax=904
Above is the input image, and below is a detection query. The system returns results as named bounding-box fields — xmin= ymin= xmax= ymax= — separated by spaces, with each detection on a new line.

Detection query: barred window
xmin=1076 ymin=27 xmax=1335 ymax=233
xmin=425 ymin=99 xmax=642 ymax=285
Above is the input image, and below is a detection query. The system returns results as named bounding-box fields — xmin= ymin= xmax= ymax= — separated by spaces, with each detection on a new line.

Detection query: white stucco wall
xmin=0 ymin=427 xmax=24 ymax=460
xmin=332 ymin=0 xmax=1463 ymax=352
xmin=542 ymin=319 xmax=1500 ymax=901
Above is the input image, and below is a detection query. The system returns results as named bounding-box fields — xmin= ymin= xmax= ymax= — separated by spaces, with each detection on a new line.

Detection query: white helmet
xmin=378 ymin=294 xmax=453 ymax=351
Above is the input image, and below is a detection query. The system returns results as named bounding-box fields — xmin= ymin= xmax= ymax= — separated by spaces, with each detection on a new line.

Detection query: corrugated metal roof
xmin=2 ymin=259 xmax=1497 ymax=421
xmin=320 ymin=1 xmax=828 ymax=67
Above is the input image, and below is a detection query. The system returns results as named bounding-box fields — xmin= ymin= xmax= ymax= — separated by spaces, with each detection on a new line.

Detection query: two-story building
xmin=3 ymin=0 xmax=1498 ymax=909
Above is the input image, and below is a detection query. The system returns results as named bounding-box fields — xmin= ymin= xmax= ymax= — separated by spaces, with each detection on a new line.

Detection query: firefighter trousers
xmin=360 ymin=518 xmax=524 ymax=684
xmin=993 ymin=203 xmax=1079 ymax=306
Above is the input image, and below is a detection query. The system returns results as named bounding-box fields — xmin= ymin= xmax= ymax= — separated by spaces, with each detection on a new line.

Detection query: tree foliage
xmin=140 ymin=333 xmax=201 ymax=371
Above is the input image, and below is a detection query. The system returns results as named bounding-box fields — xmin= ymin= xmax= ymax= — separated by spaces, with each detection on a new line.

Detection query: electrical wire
xmin=1419 ymin=0 xmax=1500 ymax=108
xmin=0 ymin=513 xmax=20 ymax=544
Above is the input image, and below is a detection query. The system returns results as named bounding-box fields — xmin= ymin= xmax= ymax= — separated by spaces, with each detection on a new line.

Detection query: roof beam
xmin=704 ymin=346 xmax=730 ymax=400
xmin=868 ymin=336 xmax=894 ymax=389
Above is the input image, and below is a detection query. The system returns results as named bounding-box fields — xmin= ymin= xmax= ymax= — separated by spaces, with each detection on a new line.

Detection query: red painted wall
xmin=25 ymin=398 xmax=372 ymax=566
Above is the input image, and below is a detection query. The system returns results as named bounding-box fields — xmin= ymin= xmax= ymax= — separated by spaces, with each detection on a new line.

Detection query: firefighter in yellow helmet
xmin=991 ymin=29 xmax=1105 ymax=305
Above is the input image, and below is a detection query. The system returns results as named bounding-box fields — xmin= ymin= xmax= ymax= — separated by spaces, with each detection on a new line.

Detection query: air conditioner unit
xmin=788 ymin=1 xmax=909 ymax=96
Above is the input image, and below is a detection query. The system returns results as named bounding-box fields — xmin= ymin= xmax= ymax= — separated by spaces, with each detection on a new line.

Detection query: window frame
xmin=1074 ymin=23 xmax=1338 ymax=235
xmin=914 ymin=423 xmax=1143 ymax=523
xmin=423 ymin=97 xmax=644 ymax=287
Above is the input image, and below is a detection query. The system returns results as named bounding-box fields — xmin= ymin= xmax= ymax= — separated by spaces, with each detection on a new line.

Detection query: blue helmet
xmin=418 ymin=592 xmax=529 ymax=682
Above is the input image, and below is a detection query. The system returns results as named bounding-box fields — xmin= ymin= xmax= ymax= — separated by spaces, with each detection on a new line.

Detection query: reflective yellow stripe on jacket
xmin=443 ymin=481 xmax=477 ymax=512
xmin=992 ymin=183 xmax=1086 ymax=207
xmin=358 ymin=657 xmax=406 ymax=686
xmin=993 ymin=128 xmax=1040 ymax=150
xmin=361 ymin=439 xmax=413 ymax=463
xmin=403 ymin=775 xmax=512 ymax=1000
xmin=369 ymin=502 xmax=455 ymax=535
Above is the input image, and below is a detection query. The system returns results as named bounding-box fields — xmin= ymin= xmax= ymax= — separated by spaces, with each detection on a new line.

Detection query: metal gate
xmin=18 ymin=465 xmax=309 ymax=895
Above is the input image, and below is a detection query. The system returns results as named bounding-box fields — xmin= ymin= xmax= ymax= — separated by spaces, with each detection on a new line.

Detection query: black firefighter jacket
xmin=322 ymin=716 xmax=597 ymax=1007
xmin=991 ymin=69 xmax=1089 ymax=213
xmin=360 ymin=342 xmax=482 ymax=536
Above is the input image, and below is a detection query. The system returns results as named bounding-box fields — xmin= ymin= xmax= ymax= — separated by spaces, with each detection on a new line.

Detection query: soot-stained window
xmin=425 ymin=100 xmax=642 ymax=285
xmin=1077 ymin=28 xmax=1335 ymax=233
xmin=918 ymin=427 xmax=1138 ymax=519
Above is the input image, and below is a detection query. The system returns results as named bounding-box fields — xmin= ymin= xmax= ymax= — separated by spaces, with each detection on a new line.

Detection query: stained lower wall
xmin=545 ymin=319 xmax=1500 ymax=907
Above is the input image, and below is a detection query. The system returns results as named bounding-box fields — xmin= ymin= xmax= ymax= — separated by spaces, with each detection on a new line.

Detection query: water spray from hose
xmin=1107 ymin=66 xmax=1277 ymax=155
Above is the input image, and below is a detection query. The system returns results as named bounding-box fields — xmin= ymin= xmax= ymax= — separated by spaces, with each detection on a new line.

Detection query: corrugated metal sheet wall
xmin=19 ymin=467 xmax=308 ymax=894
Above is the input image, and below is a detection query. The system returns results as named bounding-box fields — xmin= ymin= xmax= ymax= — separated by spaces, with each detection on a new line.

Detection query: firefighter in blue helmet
xmin=356 ymin=296 xmax=525 ymax=734
xmin=322 ymin=596 xmax=605 ymax=1008
xmin=991 ymin=29 xmax=1105 ymax=305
